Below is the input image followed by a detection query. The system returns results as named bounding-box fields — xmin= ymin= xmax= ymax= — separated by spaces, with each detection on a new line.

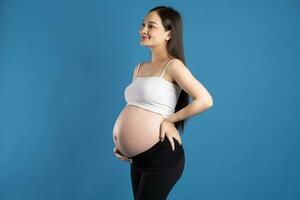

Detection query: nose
xmin=140 ymin=26 xmax=148 ymax=35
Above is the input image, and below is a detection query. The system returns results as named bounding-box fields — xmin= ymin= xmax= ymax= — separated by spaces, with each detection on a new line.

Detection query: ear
xmin=165 ymin=30 xmax=172 ymax=41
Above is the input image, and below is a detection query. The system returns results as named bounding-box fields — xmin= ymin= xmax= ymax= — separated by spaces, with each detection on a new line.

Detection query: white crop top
xmin=124 ymin=59 xmax=182 ymax=118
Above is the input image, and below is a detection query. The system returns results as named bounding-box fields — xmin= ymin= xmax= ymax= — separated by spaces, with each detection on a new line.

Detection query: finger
xmin=114 ymin=148 xmax=132 ymax=162
xmin=160 ymin=130 xmax=165 ymax=142
xmin=115 ymin=152 xmax=128 ymax=160
xmin=115 ymin=150 xmax=124 ymax=158
xmin=114 ymin=147 xmax=121 ymax=154
xmin=120 ymin=154 xmax=130 ymax=161
xmin=118 ymin=154 xmax=129 ymax=160
xmin=117 ymin=155 xmax=129 ymax=162
xmin=114 ymin=152 xmax=123 ymax=159
xmin=123 ymin=157 xmax=132 ymax=163
xmin=174 ymin=134 xmax=182 ymax=145
xmin=115 ymin=148 xmax=126 ymax=157
xmin=167 ymin=136 xmax=175 ymax=151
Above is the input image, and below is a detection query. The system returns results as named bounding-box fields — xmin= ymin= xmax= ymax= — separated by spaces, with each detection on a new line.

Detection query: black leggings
xmin=128 ymin=138 xmax=185 ymax=200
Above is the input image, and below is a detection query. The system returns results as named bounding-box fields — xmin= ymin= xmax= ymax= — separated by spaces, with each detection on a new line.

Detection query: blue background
xmin=0 ymin=0 xmax=299 ymax=199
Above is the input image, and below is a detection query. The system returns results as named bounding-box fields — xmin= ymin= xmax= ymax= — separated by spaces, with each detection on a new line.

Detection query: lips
xmin=141 ymin=35 xmax=150 ymax=40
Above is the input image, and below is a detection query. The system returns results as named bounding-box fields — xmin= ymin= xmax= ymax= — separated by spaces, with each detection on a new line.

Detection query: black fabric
xmin=129 ymin=139 xmax=185 ymax=200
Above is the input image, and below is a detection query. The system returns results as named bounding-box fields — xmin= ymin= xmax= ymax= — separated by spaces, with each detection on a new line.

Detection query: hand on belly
xmin=113 ymin=146 xmax=133 ymax=163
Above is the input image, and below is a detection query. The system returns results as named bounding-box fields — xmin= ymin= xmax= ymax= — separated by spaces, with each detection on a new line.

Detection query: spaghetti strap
xmin=135 ymin=63 xmax=141 ymax=79
xmin=160 ymin=58 xmax=176 ymax=77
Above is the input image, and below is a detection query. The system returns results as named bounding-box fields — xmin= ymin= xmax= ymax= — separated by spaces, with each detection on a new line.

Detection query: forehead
xmin=143 ymin=11 xmax=162 ymax=25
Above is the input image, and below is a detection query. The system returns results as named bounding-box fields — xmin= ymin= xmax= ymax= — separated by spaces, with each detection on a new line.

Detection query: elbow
xmin=206 ymin=100 xmax=213 ymax=108
xmin=195 ymin=94 xmax=213 ymax=110
xmin=205 ymin=96 xmax=214 ymax=108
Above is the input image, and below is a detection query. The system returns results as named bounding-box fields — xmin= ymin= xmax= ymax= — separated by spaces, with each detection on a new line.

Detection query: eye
xmin=140 ymin=23 xmax=155 ymax=29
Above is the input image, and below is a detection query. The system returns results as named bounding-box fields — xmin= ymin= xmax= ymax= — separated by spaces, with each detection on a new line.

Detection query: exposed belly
xmin=113 ymin=105 xmax=165 ymax=158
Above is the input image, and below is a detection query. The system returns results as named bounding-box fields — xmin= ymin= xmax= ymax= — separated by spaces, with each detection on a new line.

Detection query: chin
xmin=140 ymin=42 xmax=150 ymax=47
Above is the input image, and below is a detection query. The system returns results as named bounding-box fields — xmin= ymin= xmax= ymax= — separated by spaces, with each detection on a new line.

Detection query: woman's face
xmin=139 ymin=11 xmax=171 ymax=48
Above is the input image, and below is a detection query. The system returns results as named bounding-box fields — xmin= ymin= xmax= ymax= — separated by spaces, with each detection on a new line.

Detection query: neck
xmin=150 ymin=45 xmax=172 ymax=64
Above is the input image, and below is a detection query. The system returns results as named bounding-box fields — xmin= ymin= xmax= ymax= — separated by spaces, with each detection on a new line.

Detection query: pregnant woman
xmin=112 ymin=5 xmax=214 ymax=200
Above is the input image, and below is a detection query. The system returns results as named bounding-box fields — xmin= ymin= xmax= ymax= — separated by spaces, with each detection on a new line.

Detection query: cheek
xmin=150 ymin=33 xmax=164 ymax=41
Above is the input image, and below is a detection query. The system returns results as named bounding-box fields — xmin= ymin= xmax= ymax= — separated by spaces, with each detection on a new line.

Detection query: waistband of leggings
xmin=128 ymin=139 xmax=164 ymax=160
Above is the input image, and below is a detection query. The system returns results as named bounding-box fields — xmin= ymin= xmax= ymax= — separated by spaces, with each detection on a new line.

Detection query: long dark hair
xmin=148 ymin=6 xmax=190 ymax=135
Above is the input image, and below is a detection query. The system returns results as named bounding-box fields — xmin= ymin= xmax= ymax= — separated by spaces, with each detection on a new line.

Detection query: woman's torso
xmin=113 ymin=59 xmax=180 ymax=158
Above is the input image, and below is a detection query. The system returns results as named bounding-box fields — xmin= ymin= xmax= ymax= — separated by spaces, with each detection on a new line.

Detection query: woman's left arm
xmin=164 ymin=59 xmax=214 ymax=124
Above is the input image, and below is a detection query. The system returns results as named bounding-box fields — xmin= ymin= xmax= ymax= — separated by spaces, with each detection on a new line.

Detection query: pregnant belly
xmin=113 ymin=105 xmax=165 ymax=158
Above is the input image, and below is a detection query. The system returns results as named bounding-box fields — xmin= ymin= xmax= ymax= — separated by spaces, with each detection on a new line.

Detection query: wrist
xmin=163 ymin=117 xmax=173 ymax=123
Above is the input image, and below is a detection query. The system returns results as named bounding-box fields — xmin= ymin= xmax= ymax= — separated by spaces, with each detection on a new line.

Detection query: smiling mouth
xmin=141 ymin=36 xmax=150 ymax=40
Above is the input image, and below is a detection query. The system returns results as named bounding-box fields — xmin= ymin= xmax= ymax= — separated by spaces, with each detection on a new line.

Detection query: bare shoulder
xmin=167 ymin=58 xmax=188 ymax=75
xmin=168 ymin=59 xmax=213 ymax=104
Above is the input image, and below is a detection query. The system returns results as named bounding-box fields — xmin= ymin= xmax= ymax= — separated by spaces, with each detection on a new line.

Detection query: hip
xmin=129 ymin=138 xmax=185 ymax=172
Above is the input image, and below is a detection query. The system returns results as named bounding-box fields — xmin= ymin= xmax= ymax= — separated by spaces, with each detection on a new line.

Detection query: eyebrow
xmin=142 ymin=20 xmax=158 ymax=25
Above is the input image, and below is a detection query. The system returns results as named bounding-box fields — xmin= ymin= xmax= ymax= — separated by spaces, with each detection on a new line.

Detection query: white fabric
xmin=124 ymin=59 xmax=182 ymax=118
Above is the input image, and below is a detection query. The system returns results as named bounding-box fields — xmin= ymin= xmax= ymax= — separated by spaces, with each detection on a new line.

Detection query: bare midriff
xmin=113 ymin=105 xmax=165 ymax=158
